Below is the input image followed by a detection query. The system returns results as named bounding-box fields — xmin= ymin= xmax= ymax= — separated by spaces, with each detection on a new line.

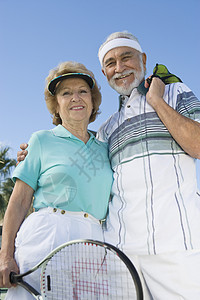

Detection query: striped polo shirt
xmin=97 ymin=82 xmax=200 ymax=255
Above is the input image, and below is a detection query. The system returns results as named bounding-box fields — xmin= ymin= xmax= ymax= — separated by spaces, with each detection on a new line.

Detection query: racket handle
xmin=10 ymin=271 xmax=42 ymax=299
xmin=10 ymin=272 xmax=18 ymax=284
xmin=146 ymin=77 xmax=152 ymax=85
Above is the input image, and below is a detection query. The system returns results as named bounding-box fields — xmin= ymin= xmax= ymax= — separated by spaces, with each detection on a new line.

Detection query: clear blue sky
xmin=0 ymin=0 xmax=199 ymax=186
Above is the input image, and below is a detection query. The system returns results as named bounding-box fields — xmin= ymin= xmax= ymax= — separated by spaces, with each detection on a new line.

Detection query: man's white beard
xmin=108 ymin=63 xmax=145 ymax=96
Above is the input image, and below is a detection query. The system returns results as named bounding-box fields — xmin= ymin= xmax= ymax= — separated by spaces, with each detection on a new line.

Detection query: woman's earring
xmin=55 ymin=113 xmax=60 ymax=119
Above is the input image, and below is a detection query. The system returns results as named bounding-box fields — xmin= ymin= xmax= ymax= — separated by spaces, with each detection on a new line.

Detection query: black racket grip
xmin=10 ymin=271 xmax=18 ymax=284
xmin=146 ymin=77 xmax=152 ymax=85
xmin=137 ymin=76 xmax=154 ymax=95
xmin=148 ymin=74 xmax=162 ymax=85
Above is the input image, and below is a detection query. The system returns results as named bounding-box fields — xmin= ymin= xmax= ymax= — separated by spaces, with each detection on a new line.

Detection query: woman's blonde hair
xmin=44 ymin=61 xmax=102 ymax=125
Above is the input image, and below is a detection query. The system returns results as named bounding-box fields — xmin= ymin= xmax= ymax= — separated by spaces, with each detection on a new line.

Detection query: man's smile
xmin=115 ymin=72 xmax=133 ymax=81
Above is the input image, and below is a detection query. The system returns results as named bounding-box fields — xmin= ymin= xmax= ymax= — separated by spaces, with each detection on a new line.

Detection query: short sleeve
xmin=13 ymin=132 xmax=41 ymax=190
xmin=175 ymin=83 xmax=200 ymax=123
xmin=96 ymin=128 xmax=105 ymax=142
xmin=97 ymin=118 xmax=112 ymax=143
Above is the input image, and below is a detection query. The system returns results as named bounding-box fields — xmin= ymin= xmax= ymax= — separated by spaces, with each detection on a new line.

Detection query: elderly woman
xmin=0 ymin=61 xmax=113 ymax=299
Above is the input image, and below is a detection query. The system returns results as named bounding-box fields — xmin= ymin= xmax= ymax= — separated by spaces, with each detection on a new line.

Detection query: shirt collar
xmin=118 ymin=87 xmax=141 ymax=111
xmin=118 ymin=95 xmax=128 ymax=111
xmin=51 ymin=124 xmax=99 ymax=144
xmin=51 ymin=124 xmax=73 ymax=138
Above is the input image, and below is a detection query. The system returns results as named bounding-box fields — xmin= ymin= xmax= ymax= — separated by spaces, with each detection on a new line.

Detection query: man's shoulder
xmin=97 ymin=112 xmax=119 ymax=142
xmin=166 ymin=82 xmax=191 ymax=94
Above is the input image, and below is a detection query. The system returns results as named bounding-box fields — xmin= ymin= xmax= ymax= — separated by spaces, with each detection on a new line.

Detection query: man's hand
xmin=145 ymin=76 xmax=165 ymax=109
xmin=17 ymin=143 xmax=28 ymax=165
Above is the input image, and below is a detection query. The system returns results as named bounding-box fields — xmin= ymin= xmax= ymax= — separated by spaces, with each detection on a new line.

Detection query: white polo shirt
xmin=97 ymin=82 xmax=200 ymax=255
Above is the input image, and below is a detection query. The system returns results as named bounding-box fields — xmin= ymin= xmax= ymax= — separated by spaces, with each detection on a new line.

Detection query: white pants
xmin=126 ymin=249 xmax=200 ymax=300
xmin=6 ymin=207 xmax=104 ymax=300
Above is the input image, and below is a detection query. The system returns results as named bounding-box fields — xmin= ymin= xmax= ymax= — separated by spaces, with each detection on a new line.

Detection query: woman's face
xmin=56 ymin=78 xmax=93 ymax=127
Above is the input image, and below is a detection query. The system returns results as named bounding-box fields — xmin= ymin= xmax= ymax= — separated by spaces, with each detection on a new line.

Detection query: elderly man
xmin=97 ymin=31 xmax=200 ymax=299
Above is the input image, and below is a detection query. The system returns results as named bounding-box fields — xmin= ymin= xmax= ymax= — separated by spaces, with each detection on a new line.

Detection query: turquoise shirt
xmin=13 ymin=125 xmax=113 ymax=220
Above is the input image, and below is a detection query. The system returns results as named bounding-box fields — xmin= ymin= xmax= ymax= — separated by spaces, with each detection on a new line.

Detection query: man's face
xmin=102 ymin=46 xmax=146 ymax=95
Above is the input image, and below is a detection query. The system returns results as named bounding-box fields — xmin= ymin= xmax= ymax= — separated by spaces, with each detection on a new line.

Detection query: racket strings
xmin=41 ymin=243 xmax=137 ymax=299
xmin=72 ymin=251 xmax=109 ymax=297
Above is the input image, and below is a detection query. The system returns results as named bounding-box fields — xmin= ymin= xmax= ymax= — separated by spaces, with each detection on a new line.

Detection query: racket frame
xmin=10 ymin=239 xmax=143 ymax=300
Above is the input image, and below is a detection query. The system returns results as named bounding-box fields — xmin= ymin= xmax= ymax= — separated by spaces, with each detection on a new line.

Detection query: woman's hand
xmin=0 ymin=180 xmax=34 ymax=288
xmin=0 ymin=253 xmax=19 ymax=288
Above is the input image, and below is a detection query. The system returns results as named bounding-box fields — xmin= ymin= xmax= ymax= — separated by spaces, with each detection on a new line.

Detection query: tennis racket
xmin=10 ymin=239 xmax=143 ymax=299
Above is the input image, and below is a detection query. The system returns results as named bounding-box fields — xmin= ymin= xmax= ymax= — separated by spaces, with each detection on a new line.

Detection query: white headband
xmin=98 ymin=38 xmax=143 ymax=67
